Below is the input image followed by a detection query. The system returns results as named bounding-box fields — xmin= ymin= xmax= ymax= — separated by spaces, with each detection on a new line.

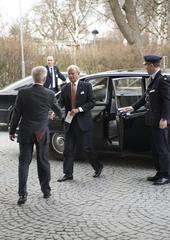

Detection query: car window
xmin=112 ymin=77 xmax=143 ymax=107
xmin=88 ymin=77 xmax=108 ymax=103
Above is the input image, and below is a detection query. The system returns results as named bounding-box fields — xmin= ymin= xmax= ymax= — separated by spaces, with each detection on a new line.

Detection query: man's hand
xmin=9 ymin=134 xmax=16 ymax=141
xmin=49 ymin=111 xmax=56 ymax=120
xmin=70 ymin=108 xmax=79 ymax=116
xmin=159 ymin=118 xmax=167 ymax=129
xmin=118 ymin=106 xmax=134 ymax=113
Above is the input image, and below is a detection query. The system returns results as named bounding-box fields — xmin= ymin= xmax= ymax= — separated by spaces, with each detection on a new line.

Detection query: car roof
xmin=0 ymin=76 xmax=33 ymax=93
xmin=1 ymin=69 xmax=170 ymax=94
xmin=0 ymin=72 xmax=69 ymax=93
xmin=80 ymin=69 xmax=170 ymax=79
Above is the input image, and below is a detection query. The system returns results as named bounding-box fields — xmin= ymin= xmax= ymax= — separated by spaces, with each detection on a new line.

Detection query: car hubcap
xmin=51 ymin=133 xmax=64 ymax=155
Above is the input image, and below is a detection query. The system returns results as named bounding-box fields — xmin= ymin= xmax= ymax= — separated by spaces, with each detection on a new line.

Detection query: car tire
xmin=49 ymin=132 xmax=64 ymax=160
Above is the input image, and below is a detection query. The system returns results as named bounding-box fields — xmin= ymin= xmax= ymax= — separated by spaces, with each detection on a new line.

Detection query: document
xmin=64 ymin=111 xmax=73 ymax=124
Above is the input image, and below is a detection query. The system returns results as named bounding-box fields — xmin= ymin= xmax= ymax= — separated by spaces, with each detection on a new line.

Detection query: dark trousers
xmin=18 ymin=137 xmax=51 ymax=196
xmin=151 ymin=127 xmax=170 ymax=178
xmin=63 ymin=118 xmax=101 ymax=175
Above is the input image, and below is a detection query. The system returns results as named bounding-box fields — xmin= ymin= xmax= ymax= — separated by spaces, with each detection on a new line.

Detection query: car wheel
xmin=50 ymin=132 xmax=64 ymax=160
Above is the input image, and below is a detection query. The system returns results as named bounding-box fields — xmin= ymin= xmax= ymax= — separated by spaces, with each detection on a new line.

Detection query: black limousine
xmin=49 ymin=69 xmax=170 ymax=159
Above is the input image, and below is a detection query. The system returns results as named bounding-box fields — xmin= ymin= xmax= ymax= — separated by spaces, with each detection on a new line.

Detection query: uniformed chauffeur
xmin=122 ymin=55 xmax=170 ymax=185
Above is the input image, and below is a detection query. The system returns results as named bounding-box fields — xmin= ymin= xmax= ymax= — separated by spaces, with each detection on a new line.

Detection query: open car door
xmin=113 ymin=76 xmax=151 ymax=153
xmin=86 ymin=76 xmax=110 ymax=150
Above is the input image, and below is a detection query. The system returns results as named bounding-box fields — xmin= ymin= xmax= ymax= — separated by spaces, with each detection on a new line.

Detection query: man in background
xmin=44 ymin=55 xmax=66 ymax=93
xmin=9 ymin=66 xmax=62 ymax=205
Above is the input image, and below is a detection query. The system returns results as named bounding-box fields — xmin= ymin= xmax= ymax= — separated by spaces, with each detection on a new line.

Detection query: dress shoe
xmin=57 ymin=175 xmax=73 ymax=182
xmin=43 ymin=192 xmax=51 ymax=199
xmin=147 ymin=173 xmax=160 ymax=181
xmin=93 ymin=164 xmax=103 ymax=178
xmin=17 ymin=195 xmax=27 ymax=205
xmin=153 ymin=177 xmax=170 ymax=185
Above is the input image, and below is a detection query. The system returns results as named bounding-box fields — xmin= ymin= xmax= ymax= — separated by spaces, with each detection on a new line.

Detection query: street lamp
xmin=92 ymin=29 xmax=99 ymax=47
xmin=19 ymin=0 xmax=25 ymax=78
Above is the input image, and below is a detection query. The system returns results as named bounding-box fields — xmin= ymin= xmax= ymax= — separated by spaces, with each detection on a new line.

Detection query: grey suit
xmin=10 ymin=84 xmax=62 ymax=196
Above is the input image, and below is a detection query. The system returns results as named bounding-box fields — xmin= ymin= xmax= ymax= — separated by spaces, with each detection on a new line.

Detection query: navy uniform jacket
xmin=132 ymin=71 xmax=170 ymax=126
xmin=44 ymin=65 xmax=66 ymax=92
xmin=9 ymin=84 xmax=62 ymax=143
xmin=58 ymin=81 xmax=95 ymax=131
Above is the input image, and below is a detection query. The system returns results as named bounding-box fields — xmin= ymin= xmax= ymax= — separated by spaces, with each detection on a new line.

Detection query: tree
xmin=106 ymin=0 xmax=170 ymax=61
xmin=108 ymin=0 xmax=170 ymax=48
xmin=58 ymin=0 xmax=94 ymax=63
xmin=28 ymin=0 xmax=63 ymax=47
xmin=27 ymin=0 xmax=103 ymax=63
xmin=0 ymin=14 xmax=9 ymax=38
xmin=137 ymin=0 xmax=169 ymax=45
xmin=108 ymin=0 xmax=142 ymax=56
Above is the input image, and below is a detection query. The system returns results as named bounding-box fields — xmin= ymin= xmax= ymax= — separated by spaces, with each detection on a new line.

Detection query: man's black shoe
xmin=43 ymin=192 xmax=51 ymax=199
xmin=153 ymin=177 xmax=170 ymax=185
xmin=93 ymin=164 xmax=103 ymax=178
xmin=57 ymin=175 xmax=73 ymax=182
xmin=147 ymin=173 xmax=160 ymax=181
xmin=17 ymin=195 xmax=27 ymax=205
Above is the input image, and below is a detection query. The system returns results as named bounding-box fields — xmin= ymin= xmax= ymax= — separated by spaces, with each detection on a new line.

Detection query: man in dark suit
xmin=122 ymin=55 xmax=170 ymax=185
xmin=44 ymin=55 xmax=66 ymax=93
xmin=9 ymin=66 xmax=62 ymax=205
xmin=57 ymin=65 xmax=103 ymax=182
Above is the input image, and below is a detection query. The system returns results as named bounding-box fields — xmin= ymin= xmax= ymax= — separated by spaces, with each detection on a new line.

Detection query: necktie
xmin=149 ymin=76 xmax=153 ymax=84
xmin=50 ymin=67 xmax=56 ymax=88
xmin=71 ymin=83 xmax=76 ymax=109
xmin=50 ymin=67 xmax=52 ymax=75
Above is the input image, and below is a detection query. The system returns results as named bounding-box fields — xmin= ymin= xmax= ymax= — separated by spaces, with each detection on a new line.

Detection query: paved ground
xmin=1 ymin=131 xmax=170 ymax=240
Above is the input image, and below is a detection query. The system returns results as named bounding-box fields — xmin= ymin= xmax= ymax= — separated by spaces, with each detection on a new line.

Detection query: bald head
xmin=31 ymin=66 xmax=47 ymax=84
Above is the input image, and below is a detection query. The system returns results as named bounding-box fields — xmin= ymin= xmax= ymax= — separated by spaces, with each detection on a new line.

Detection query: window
xmin=89 ymin=77 xmax=108 ymax=103
xmin=113 ymin=77 xmax=142 ymax=107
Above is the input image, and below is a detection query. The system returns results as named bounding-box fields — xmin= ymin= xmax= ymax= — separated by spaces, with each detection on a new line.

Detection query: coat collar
xmin=148 ymin=70 xmax=162 ymax=88
xmin=150 ymin=69 xmax=161 ymax=80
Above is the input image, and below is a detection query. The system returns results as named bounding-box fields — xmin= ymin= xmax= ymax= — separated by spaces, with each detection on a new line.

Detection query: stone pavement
xmin=1 ymin=131 xmax=170 ymax=240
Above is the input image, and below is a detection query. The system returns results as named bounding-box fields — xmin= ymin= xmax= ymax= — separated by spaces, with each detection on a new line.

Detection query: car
xmin=49 ymin=69 xmax=170 ymax=160
xmin=0 ymin=72 xmax=75 ymax=126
